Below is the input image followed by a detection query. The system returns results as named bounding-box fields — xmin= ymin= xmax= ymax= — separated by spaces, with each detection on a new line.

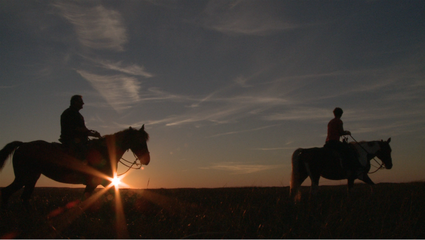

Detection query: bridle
xmin=117 ymin=152 xmax=144 ymax=176
xmin=117 ymin=142 xmax=151 ymax=176
xmin=116 ymin=135 xmax=149 ymax=176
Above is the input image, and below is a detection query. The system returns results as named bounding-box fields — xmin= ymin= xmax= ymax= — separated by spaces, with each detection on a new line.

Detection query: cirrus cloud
xmin=200 ymin=162 xmax=284 ymax=174
xmin=54 ymin=2 xmax=127 ymax=51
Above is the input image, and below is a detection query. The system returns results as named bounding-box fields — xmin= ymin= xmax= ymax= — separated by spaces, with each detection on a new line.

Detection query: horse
xmin=290 ymin=138 xmax=392 ymax=200
xmin=0 ymin=125 xmax=150 ymax=209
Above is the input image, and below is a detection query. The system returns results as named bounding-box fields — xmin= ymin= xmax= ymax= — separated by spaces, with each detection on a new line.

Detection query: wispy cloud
xmin=234 ymin=76 xmax=250 ymax=87
xmin=251 ymin=147 xmax=294 ymax=151
xmin=154 ymin=94 xmax=290 ymax=127
xmin=73 ymin=58 xmax=154 ymax=113
xmin=202 ymin=0 xmax=297 ymax=35
xmin=143 ymin=88 xmax=197 ymax=102
xmin=54 ymin=2 xmax=127 ymax=51
xmin=143 ymin=82 xmax=292 ymax=127
xmin=164 ymin=104 xmax=249 ymax=126
xmin=208 ymin=124 xmax=280 ymax=138
xmin=0 ymin=84 xmax=20 ymax=89
xmin=264 ymin=107 xmax=329 ymax=122
xmin=141 ymin=65 xmax=413 ymax=129
xmin=77 ymin=70 xmax=141 ymax=112
xmin=86 ymin=58 xmax=154 ymax=78
xmin=200 ymin=162 xmax=283 ymax=174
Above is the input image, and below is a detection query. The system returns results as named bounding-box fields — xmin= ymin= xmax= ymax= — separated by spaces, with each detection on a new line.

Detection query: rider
xmin=59 ymin=95 xmax=101 ymax=159
xmin=324 ymin=107 xmax=358 ymax=173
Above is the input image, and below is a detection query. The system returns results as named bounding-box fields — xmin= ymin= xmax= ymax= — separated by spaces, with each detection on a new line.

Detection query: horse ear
xmin=387 ymin=137 xmax=391 ymax=143
xmin=140 ymin=124 xmax=145 ymax=131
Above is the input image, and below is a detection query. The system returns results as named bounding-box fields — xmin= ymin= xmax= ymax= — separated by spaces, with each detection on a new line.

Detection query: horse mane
xmin=350 ymin=140 xmax=384 ymax=153
xmin=91 ymin=127 xmax=149 ymax=147
xmin=350 ymin=140 xmax=378 ymax=146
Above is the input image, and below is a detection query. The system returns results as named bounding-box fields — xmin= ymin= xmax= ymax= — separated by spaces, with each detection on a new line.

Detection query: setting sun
xmin=108 ymin=173 xmax=130 ymax=189
xmin=112 ymin=176 xmax=121 ymax=188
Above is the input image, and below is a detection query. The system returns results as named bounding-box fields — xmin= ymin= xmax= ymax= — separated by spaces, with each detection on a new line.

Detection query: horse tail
xmin=0 ymin=141 xmax=23 ymax=170
xmin=290 ymin=148 xmax=303 ymax=196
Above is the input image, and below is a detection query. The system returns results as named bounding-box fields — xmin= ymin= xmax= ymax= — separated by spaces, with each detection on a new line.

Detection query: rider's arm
xmin=75 ymin=127 xmax=100 ymax=138
xmin=339 ymin=121 xmax=351 ymax=136
xmin=88 ymin=130 xmax=101 ymax=138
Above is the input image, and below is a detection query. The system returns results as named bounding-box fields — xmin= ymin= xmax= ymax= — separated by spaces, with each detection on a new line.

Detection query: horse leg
xmin=83 ymin=184 xmax=97 ymax=200
xmin=310 ymin=175 xmax=320 ymax=197
xmin=347 ymin=177 xmax=355 ymax=189
xmin=1 ymin=178 xmax=25 ymax=209
xmin=290 ymin=173 xmax=307 ymax=200
xmin=21 ymin=173 xmax=41 ymax=209
xmin=358 ymin=173 xmax=375 ymax=195
xmin=290 ymin=149 xmax=308 ymax=201
xmin=304 ymin=162 xmax=320 ymax=197
xmin=345 ymin=177 xmax=356 ymax=198
xmin=358 ymin=173 xmax=375 ymax=185
xmin=80 ymin=184 xmax=104 ymax=212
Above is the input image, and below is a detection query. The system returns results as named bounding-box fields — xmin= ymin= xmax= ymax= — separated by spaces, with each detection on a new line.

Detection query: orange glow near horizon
xmin=45 ymin=170 xmax=132 ymax=238
xmin=111 ymin=176 xmax=122 ymax=188
xmin=107 ymin=172 xmax=131 ymax=190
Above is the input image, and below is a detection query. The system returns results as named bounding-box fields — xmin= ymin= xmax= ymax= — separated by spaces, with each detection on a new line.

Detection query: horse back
xmin=297 ymin=147 xmax=347 ymax=179
xmin=297 ymin=147 xmax=327 ymax=162
xmin=13 ymin=140 xmax=79 ymax=166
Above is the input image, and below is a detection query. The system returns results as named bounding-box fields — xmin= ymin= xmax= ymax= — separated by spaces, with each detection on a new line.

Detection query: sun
xmin=107 ymin=173 xmax=130 ymax=189
xmin=112 ymin=176 xmax=122 ymax=188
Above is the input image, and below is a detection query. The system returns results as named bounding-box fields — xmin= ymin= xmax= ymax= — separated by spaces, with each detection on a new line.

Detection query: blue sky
xmin=1 ymin=0 xmax=424 ymax=188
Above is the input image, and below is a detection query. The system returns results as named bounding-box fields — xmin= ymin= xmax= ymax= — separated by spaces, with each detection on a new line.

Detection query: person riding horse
xmin=59 ymin=95 xmax=101 ymax=160
xmin=324 ymin=107 xmax=359 ymax=174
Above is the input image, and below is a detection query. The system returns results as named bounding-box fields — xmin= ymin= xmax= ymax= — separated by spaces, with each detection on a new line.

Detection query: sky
xmin=0 ymin=0 xmax=424 ymax=189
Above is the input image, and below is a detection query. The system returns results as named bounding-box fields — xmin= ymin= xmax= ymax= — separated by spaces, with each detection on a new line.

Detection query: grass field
xmin=0 ymin=182 xmax=424 ymax=238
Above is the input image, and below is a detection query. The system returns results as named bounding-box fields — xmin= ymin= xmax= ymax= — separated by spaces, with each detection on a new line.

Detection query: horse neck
xmin=349 ymin=141 xmax=379 ymax=167
xmin=103 ymin=131 xmax=129 ymax=164
xmin=361 ymin=141 xmax=381 ymax=155
xmin=357 ymin=141 xmax=381 ymax=158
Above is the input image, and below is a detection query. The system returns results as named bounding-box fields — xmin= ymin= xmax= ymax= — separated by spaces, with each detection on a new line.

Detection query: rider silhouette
xmin=324 ymin=107 xmax=358 ymax=172
xmin=59 ymin=95 xmax=101 ymax=160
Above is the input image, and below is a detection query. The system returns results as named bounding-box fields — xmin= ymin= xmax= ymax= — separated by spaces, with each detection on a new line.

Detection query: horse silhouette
xmin=0 ymin=125 xmax=150 ymax=209
xmin=290 ymin=138 xmax=392 ymax=200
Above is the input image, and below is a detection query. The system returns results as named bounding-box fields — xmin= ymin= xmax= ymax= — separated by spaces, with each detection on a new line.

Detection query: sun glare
xmin=107 ymin=173 xmax=130 ymax=189
xmin=112 ymin=176 xmax=121 ymax=188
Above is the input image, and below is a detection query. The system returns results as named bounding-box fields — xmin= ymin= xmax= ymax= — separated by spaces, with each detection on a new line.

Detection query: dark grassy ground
xmin=0 ymin=182 xmax=424 ymax=238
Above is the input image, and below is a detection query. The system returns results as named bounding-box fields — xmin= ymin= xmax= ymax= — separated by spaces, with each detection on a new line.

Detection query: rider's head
xmin=333 ymin=107 xmax=343 ymax=118
xmin=70 ymin=95 xmax=84 ymax=110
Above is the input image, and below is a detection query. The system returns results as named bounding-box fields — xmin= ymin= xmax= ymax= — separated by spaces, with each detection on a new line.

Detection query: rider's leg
xmin=342 ymin=143 xmax=359 ymax=172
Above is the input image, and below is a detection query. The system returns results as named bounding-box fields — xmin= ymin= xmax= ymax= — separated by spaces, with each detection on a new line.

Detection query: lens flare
xmin=107 ymin=173 xmax=130 ymax=189
xmin=112 ymin=176 xmax=121 ymax=188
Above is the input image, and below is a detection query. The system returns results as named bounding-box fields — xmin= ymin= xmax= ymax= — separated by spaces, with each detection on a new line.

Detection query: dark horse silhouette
xmin=290 ymin=138 xmax=392 ymax=200
xmin=0 ymin=125 xmax=150 ymax=209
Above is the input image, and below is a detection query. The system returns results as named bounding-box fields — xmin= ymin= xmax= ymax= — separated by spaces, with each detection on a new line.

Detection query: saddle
xmin=328 ymin=149 xmax=346 ymax=169
xmin=51 ymin=142 xmax=89 ymax=163
xmin=325 ymin=144 xmax=359 ymax=171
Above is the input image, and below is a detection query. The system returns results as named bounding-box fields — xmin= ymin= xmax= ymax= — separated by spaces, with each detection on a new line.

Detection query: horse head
xmin=125 ymin=125 xmax=150 ymax=166
xmin=376 ymin=138 xmax=392 ymax=169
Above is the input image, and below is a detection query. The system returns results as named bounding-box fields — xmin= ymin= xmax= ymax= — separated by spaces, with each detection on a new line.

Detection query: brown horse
xmin=290 ymin=138 xmax=392 ymax=200
xmin=0 ymin=126 xmax=150 ymax=209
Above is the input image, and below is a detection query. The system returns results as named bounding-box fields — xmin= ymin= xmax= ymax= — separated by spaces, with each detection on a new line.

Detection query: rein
xmin=348 ymin=135 xmax=385 ymax=174
xmin=117 ymin=152 xmax=143 ymax=176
